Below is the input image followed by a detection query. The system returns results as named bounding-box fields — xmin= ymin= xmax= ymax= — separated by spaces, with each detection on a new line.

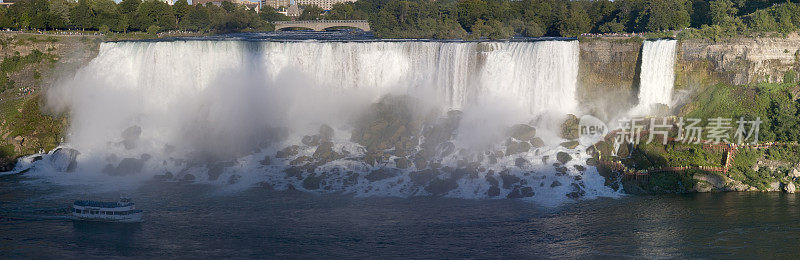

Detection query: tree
xmin=709 ymin=0 xmax=737 ymax=26
xmin=48 ymin=0 xmax=73 ymax=30
xmin=557 ymin=2 xmax=591 ymax=36
xmin=70 ymin=0 xmax=92 ymax=30
xmin=645 ymin=0 xmax=690 ymax=31
xmin=457 ymin=0 xmax=487 ymax=31
xmin=173 ymin=0 xmax=189 ymax=26
xmin=298 ymin=5 xmax=323 ymax=21
xmin=328 ymin=3 xmax=354 ymax=20
xmin=259 ymin=6 xmax=289 ymax=22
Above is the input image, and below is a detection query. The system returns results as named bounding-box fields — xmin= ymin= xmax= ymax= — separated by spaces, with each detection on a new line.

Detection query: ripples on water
xmin=2 ymin=174 xmax=800 ymax=258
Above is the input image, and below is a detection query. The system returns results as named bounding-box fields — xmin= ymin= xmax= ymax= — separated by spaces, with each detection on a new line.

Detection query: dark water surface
xmin=2 ymin=174 xmax=800 ymax=258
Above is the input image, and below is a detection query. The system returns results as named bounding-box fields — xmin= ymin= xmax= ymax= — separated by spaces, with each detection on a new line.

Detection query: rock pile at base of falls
xmin=49 ymin=147 xmax=80 ymax=172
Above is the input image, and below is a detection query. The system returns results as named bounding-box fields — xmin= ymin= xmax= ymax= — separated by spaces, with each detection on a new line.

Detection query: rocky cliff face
xmin=577 ymin=35 xmax=800 ymax=120
xmin=577 ymin=38 xmax=642 ymax=120
xmin=679 ymin=34 xmax=800 ymax=86
xmin=0 ymin=33 xmax=100 ymax=171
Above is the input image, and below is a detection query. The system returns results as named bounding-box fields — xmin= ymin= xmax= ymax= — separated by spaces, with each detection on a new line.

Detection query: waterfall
xmin=33 ymin=39 xmax=619 ymax=205
xmin=635 ymin=39 xmax=677 ymax=114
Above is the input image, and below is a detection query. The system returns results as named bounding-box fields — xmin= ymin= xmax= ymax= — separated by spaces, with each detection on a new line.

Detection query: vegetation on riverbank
xmin=0 ymin=33 xmax=93 ymax=170
xmin=604 ymin=82 xmax=800 ymax=193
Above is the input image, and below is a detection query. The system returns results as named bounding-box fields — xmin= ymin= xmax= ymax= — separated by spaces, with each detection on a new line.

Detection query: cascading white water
xmin=24 ymin=39 xmax=619 ymax=206
xmin=634 ymin=39 xmax=677 ymax=114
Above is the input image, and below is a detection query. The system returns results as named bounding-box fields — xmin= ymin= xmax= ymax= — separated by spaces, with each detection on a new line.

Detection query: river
xmin=2 ymin=175 xmax=798 ymax=258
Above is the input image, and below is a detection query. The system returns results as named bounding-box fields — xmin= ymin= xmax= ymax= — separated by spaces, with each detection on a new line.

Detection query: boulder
xmin=312 ymin=141 xmax=342 ymax=163
xmin=365 ymin=168 xmax=398 ymax=182
xmin=301 ymin=135 xmax=320 ymax=146
xmin=508 ymin=124 xmax=536 ymax=141
xmin=514 ymin=157 xmax=528 ymax=167
xmin=507 ymin=186 xmax=535 ymax=198
xmin=50 ymin=147 xmax=81 ymax=172
xmin=505 ymin=139 xmax=531 ymax=155
xmin=395 ymin=157 xmax=411 ymax=169
xmin=487 ymin=186 xmax=501 ymax=197
xmin=574 ymin=165 xmax=586 ymax=172
xmin=550 ymin=180 xmax=562 ymax=187
xmin=566 ymin=183 xmax=585 ymax=199
xmin=319 ymin=125 xmax=334 ymax=142
xmin=260 ymin=156 xmax=272 ymax=166
xmin=560 ymin=114 xmax=580 ymax=140
xmin=500 ymin=171 xmax=521 ymax=189
xmin=425 ymin=178 xmax=458 ymax=196
xmin=530 ymin=137 xmax=545 ymax=148
xmin=182 ymin=174 xmax=196 ymax=182
xmin=276 ymin=145 xmax=299 ymax=158
xmin=556 ymin=152 xmax=572 ymax=164
xmin=410 ymin=169 xmax=437 ymax=185
xmin=786 ymin=182 xmax=796 ymax=194
xmin=303 ymin=173 xmax=323 ymax=190
xmin=560 ymin=140 xmax=579 ymax=149
xmin=121 ymin=125 xmax=142 ymax=150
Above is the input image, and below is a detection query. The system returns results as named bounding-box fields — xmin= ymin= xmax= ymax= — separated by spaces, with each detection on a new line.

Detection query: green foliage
xmin=298 ymin=5 xmax=323 ymax=21
xmin=784 ymin=70 xmax=797 ymax=84
xmin=0 ymin=50 xmax=56 ymax=92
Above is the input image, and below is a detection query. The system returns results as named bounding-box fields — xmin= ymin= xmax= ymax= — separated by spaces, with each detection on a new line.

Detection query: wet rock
xmin=425 ymin=178 xmax=458 ymax=196
xmin=260 ymin=156 xmax=272 ymax=166
xmin=485 ymin=175 xmax=499 ymax=186
xmin=365 ymin=168 xmax=398 ymax=182
xmin=530 ymin=137 xmax=545 ymax=148
xmin=515 ymin=157 xmax=528 ymax=167
xmin=500 ymin=171 xmax=521 ymax=189
xmin=555 ymin=166 xmax=568 ymax=175
xmin=106 ymin=157 xmax=146 ymax=176
xmin=507 ymin=186 xmax=535 ymax=198
xmin=351 ymin=96 xmax=418 ymax=153
xmin=413 ymin=157 xmax=428 ymax=169
xmin=505 ymin=139 xmax=531 ymax=155
xmin=303 ymin=173 xmax=323 ymax=190
xmin=182 ymin=174 xmax=196 ymax=182
xmin=319 ymin=124 xmax=334 ymax=142
xmin=290 ymin=156 xmax=311 ymax=166
xmin=121 ymin=125 xmax=142 ymax=150
xmin=276 ymin=145 xmax=299 ymax=158
xmin=550 ymin=180 xmax=562 ymax=187
xmin=541 ymin=156 xmax=549 ymax=164
xmin=50 ymin=147 xmax=80 ymax=172
xmin=566 ymin=183 xmax=585 ymax=199
xmin=585 ymin=158 xmax=598 ymax=166
xmin=207 ymin=161 xmax=235 ymax=181
xmin=284 ymin=167 xmax=304 ymax=179
xmin=301 ymin=135 xmax=320 ymax=146
xmin=574 ymin=165 xmax=586 ymax=172
xmin=508 ymin=124 xmax=536 ymax=141
xmin=154 ymin=171 xmax=173 ymax=181
xmin=560 ymin=114 xmax=580 ymax=140
xmin=313 ymin=141 xmax=342 ymax=163
xmin=487 ymin=186 xmax=501 ymax=197
xmin=560 ymin=141 xmax=579 ymax=149
xmin=410 ymin=169 xmax=437 ymax=185
xmin=556 ymin=152 xmax=572 ymax=164
xmin=439 ymin=142 xmax=456 ymax=157
xmin=395 ymin=157 xmax=411 ymax=169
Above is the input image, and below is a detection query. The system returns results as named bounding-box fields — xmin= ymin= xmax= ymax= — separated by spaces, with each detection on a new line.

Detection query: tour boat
xmin=71 ymin=197 xmax=143 ymax=223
